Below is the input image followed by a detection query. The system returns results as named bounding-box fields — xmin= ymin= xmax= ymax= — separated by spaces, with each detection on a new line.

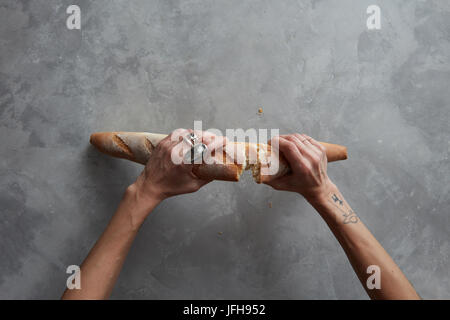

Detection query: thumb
xmin=263 ymin=175 xmax=289 ymax=190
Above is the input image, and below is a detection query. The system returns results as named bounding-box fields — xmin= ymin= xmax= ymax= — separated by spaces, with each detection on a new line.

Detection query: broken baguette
xmin=89 ymin=131 xmax=347 ymax=183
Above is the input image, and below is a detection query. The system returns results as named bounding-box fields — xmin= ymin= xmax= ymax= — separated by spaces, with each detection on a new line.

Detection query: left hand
xmin=133 ymin=128 xmax=227 ymax=204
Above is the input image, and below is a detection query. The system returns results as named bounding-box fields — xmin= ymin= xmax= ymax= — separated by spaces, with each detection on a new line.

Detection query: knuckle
xmin=173 ymin=128 xmax=185 ymax=135
xmin=170 ymin=129 xmax=185 ymax=142
xmin=312 ymin=154 xmax=321 ymax=164
xmin=286 ymin=142 xmax=296 ymax=151
xmin=304 ymin=162 xmax=314 ymax=172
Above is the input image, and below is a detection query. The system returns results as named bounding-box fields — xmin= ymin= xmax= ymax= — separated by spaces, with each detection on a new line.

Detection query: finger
xmin=182 ymin=165 xmax=213 ymax=183
xmin=169 ymin=128 xmax=190 ymax=144
xmin=189 ymin=129 xmax=215 ymax=142
xmin=291 ymin=133 xmax=321 ymax=158
xmin=167 ymin=129 xmax=195 ymax=164
xmin=305 ymin=136 xmax=328 ymax=175
xmin=179 ymin=129 xmax=225 ymax=150
xmin=296 ymin=133 xmax=321 ymax=156
xmin=272 ymin=136 xmax=307 ymax=172
xmin=158 ymin=135 xmax=176 ymax=160
xmin=157 ymin=131 xmax=177 ymax=149
xmin=178 ymin=131 xmax=225 ymax=166
xmin=201 ymin=135 xmax=228 ymax=165
xmin=278 ymin=135 xmax=316 ymax=172
xmin=283 ymin=134 xmax=318 ymax=163
xmin=169 ymin=141 xmax=189 ymax=165
xmin=196 ymin=131 xmax=228 ymax=155
xmin=167 ymin=130 xmax=194 ymax=165
xmin=196 ymin=129 xmax=218 ymax=141
xmin=307 ymin=135 xmax=327 ymax=158
xmin=289 ymin=134 xmax=320 ymax=163
xmin=283 ymin=134 xmax=306 ymax=154
xmin=201 ymin=133 xmax=227 ymax=150
xmin=166 ymin=129 xmax=192 ymax=162
xmin=263 ymin=174 xmax=290 ymax=190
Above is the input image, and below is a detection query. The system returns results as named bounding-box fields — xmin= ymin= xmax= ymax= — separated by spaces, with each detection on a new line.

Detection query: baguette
xmin=89 ymin=131 xmax=347 ymax=183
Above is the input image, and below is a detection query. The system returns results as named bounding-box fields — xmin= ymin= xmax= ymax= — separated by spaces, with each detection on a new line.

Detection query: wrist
xmin=125 ymin=180 xmax=164 ymax=212
xmin=115 ymin=184 xmax=162 ymax=231
xmin=134 ymin=173 xmax=167 ymax=203
xmin=302 ymin=180 xmax=338 ymax=206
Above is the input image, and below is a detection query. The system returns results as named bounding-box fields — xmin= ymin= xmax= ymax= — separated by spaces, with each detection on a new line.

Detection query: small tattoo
xmin=332 ymin=193 xmax=343 ymax=206
xmin=343 ymin=209 xmax=359 ymax=224
xmin=329 ymin=193 xmax=359 ymax=224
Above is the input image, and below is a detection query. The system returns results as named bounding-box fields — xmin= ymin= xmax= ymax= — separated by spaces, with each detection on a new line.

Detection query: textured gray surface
xmin=0 ymin=0 xmax=449 ymax=299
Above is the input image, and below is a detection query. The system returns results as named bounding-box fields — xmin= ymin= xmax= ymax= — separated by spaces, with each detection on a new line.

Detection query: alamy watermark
xmin=66 ymin=265 xmax=81 ymax=290
xmin=66 ymin=5 xmax=81 ymax=30
xmin=65 ymin=5 xmax=381 ymax=32
xmin=367 ymin=5 xmax=381 ymax=30
xmin=366 ymin=265 xmax=381 ymax=290
xmin=169 ymin=121 xmax=281 ymax=175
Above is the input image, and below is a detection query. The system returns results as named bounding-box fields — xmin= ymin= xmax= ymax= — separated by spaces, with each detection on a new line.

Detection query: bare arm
xmin=62 ymin=129 xmax=224 ymax=299
xmin=265 ymin=134 xmax=420 ymax=300
xmin=308 ymin=186 xmax=419 ymax=299
xmin=61 ymin=185 xmax=160 ymax=300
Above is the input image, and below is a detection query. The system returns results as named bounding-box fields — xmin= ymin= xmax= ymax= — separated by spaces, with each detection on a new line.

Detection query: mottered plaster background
xmin=0 ymin=0 xmax=449 ymax=299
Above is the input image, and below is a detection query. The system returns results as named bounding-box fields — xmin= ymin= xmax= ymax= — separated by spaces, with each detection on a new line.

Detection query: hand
xmin=132 ymin=128 xmax=227 ymax=204
xmin=264 ymin=134 xmax=335 ymax=201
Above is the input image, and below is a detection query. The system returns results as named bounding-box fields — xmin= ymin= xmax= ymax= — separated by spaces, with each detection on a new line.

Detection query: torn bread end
xmin=251 ymin=163 xmax=262 ymax=183
xmin=236 ymin=164 xmax=245 ymax=181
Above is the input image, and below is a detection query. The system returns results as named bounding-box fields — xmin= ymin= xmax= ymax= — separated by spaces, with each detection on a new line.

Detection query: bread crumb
xmin=268 ymin=202 xmax=272 ymax=208
xmin=258 ymin=107 xmax=263 ymax=114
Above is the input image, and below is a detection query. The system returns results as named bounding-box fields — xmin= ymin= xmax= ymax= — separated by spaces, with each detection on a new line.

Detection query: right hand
xmin=264 ymin=134 xmax=335 ymax=201
xmin=134 ymin=129 xmax=227 ymax=203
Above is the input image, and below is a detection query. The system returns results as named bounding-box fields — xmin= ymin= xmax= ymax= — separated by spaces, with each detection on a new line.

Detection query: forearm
xmin=62 ymin=184 xmax=161 ymax=300
xmin=307 ymin=184 xmax=419 ymax=300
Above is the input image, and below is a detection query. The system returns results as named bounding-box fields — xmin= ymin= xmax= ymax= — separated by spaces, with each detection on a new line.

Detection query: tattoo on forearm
xmin=342 ymin=209 xmax=359 ymax=224
xmin=329 ymin=193 xmax=359 ymax=224
xmin=332 ymin=194 xmax=343 ymax=205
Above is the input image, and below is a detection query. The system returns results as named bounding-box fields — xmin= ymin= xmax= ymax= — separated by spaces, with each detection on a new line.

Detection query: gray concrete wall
xmin=0 ymin=0 xmax=449 ymax=299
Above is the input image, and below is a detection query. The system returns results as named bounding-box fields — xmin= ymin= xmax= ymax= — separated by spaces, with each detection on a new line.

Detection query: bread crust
xmin=89 ymin=131 xmax=347 ymax=183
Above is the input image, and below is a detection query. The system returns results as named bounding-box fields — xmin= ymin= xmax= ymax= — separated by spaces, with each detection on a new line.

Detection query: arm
xmin=62 ymin=129 xmax=224 ymax=299
xmin=61 ymin=184 xmax=160 ymax=300
xmin=265 ymin=134 xmax=420 ymax=300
